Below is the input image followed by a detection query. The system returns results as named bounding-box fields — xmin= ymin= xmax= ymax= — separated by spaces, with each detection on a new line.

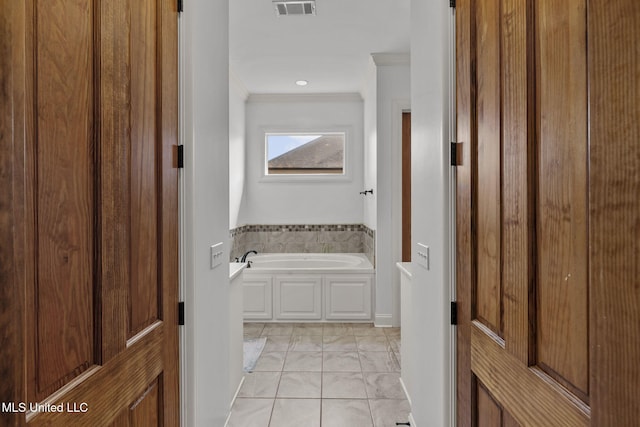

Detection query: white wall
xmin=363 ymin=59 xmax=377 ymax=230
xmin=409 ymin=0 xmax=453 ymax=425
xmin=241 ymin=94 xmax=365 ymax=225
xmin=229 ymin=71 xmax=248 ymax=229
xmin=372 ymin=55 xmax=410 ymax=327
xmin=182 ymin=1 xmax=231 ymax=425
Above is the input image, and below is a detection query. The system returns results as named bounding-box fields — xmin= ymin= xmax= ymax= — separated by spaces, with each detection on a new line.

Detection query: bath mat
xmin=243 ymin=337 xmax=267 ymax=372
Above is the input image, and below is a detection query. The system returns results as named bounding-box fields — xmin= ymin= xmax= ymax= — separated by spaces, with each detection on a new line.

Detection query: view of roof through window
xmin=266 ymin=133 xmax=345 ymax=175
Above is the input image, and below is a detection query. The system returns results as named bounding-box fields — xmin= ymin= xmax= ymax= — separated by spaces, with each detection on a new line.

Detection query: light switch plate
xmin=210 ymin=242 xmax=224 ymax=269
xmin=416 ymin=243 xmax=430 ymax=270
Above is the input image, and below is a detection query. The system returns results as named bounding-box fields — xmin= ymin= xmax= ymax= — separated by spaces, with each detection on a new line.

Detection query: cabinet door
xmin=243 ymin=275 xmax=273 ymax=320
xmin=274 ymin=276 xmax=323 ymax=320
xmin=324 ymin=275 xmax=372 ymax=320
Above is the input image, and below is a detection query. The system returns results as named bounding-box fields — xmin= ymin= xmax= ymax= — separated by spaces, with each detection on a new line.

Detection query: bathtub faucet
xmin=240 ymin=250 xmax=258 ymax=263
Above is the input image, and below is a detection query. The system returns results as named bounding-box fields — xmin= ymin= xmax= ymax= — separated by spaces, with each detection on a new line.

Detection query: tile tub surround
xmin=227 ymin=322 xmax=408 ymax=427
xmin=230 ymin=224 xmax=376 ymax=265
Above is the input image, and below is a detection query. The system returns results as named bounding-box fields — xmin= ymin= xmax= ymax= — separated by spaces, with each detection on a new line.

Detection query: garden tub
xmin=241 ymin=253 xmax=374 ymax=322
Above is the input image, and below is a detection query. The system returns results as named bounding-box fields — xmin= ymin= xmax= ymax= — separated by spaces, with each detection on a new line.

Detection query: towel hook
xmin=359 ymin=189 xmax=374 ymax=195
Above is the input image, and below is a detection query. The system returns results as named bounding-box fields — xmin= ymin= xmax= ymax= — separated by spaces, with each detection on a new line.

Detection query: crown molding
xmin=247 ymin=93 xmax=363 ymax=103
xmin=371 ymin=52 xmax=411 ymax=66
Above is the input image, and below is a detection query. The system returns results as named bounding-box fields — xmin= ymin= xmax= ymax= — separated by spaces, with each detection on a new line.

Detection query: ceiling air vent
xmin=273 ymin=1 xmax=316 ymax=16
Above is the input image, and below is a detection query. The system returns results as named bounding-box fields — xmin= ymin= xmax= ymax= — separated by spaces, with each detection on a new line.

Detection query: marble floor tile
xmin=277 ymin=372 xmax=322 ymax=398
xmin=244 ymin=324 xmax=266 ymax=339
xmin=269 ymin=399 xmax=320 ymax=427
xmin=322 ymin=351 xmax=361 ymax=372
xmin=323 ymin=336 xmax=357 ymax=351
xmin=389 ymin=338 xmax=401 ymax=353
xmin=356 ymin=336 xmax=392 ymax=352
xmin=292 ymin=324 xmax=324 ymax=336
xmin=254 ymin=352 xmax=286 ymax=372
xmin=321 ymin=399 xmax=373 ymax=427
xmin=350 ymin=323 xmax=387 ymax=336
xmin=322 ymin=372 xmax=368 ymax=399
xmin=264 ymin=336 xmax=292 ymax=352
xmin=323 ymin=323 xmax=354 ymax=336
xmin=261 ymin=324 xmax=294 ymax=336
xmin=233 ymin=323 xmax=405 ymax=426
xmin=226 ymin=398 xmax=274 ymax=427
xmin=283 ymin=352 xmax=323 ymax=372
xmin=369 ymin=399 xmax=411 ymax=427
xmin=383 ymin=327 xmax=401 ymax=339
xmin=363 ymin=373 xmax=406 ymax=399
xmin=359 ymin=351 xmax=400 ymax=372
xmin=238 ymin=372 xmax=281 ymax=398
xmin=289 ymin=335 xmax=323 ymax=351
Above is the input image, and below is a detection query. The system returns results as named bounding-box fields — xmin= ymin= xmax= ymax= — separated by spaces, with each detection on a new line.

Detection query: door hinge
xmin=178 ymin=302 xmax=185 ymax=325
xmin=178 ymin=0 xmax=183 ymax=13
xmin=177 ymin=145 xmax=184 ymax=168
xmin=450 ymin=301 xmax=458 ymax=325
xmin=450 ymin=0 xmax=456 ymax=8
xmin=451 ymin=142 xmax=462 ymax=166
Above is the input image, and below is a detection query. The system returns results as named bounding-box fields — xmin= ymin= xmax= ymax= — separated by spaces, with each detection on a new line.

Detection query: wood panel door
xmin=1 ymin=0 xmax=179 ymax=425
xmin=456 ymin=0 xmax=639 ymax=425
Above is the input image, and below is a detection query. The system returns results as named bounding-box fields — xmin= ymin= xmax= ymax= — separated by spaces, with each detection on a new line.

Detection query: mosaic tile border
xmin=231 ymin=224 xmax=369 ymax=234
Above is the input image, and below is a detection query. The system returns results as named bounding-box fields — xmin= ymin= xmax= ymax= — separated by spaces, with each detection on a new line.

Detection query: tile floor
xmin=227 ymin=322 xmax=410 ymax=427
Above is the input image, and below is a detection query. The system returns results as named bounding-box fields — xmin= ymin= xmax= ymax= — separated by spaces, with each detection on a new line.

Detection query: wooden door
xmin=402 ymin=112 xmax=412 ymax=262
xmin=0 ymin=0 xmax=179 ymax=425
xmin=456 ymin=0 xmax=639 ymax=425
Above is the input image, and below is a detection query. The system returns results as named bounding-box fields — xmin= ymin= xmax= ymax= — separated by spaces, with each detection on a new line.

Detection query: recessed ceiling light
xmin=296 ymin=80 xmax=308 ymax=86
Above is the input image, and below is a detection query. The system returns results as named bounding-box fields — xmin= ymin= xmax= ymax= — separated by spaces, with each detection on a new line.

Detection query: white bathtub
xmin=244 ymin=253 xmax=373 ymax=272
xmin=241 ymin=253 xmax=375 ymax=322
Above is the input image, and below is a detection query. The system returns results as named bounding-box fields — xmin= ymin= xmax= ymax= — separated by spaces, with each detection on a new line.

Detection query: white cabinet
xmin=229 ymin=263 xmax=246 ymax=404
xmin=324 ymin=275 xmax=372 ymax=320
xmin=243 ymin=273 xmax=373 ymax=322
xmin=274 ymin=275 xmax=322 ymax=320
xmin=242 ymin=275 xmax=273 ymax=320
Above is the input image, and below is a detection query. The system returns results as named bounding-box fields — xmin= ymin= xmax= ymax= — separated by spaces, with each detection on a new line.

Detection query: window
xmin=265 ymin=132 xmax=345 ymax=176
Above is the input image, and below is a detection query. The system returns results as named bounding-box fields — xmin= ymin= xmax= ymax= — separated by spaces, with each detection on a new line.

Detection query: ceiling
xmin=229 ymin=0 xmax=411 ymax=95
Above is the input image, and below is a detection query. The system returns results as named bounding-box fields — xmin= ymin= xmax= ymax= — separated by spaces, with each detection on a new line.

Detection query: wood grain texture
xmin=502 ymin=410 xmax=521 ymax=427
xmin=4 ymin=0 xmax=180 ymax=424
xmin=475 ymin=0 xmax=503 ymax=335
xmin=501 ymin=0 xmax=535 ymax=365
xmin=455 ymin=0 xmax=474 ymax=424
xmin=129 ymin=0 xmax=160 ymax=339
xmin=588 ymin=0 xmax=640 ymax=424
xmin=159 ymin=0 xmax=181 ymax=423
xmin=535 ymin=0 xmax=589 ymax=396
xmin=477 ymin=383 xmax=502 ymax=427
xmin=99 ymin=0 xmax=132 ymax=362
xmin=32 ymin=0 xmax=96 ymax=399
xmin=27 ymin=325 xmax=165 ymax=426
xmin=130 ymin=378 xmax=161 ymax=426
xmin=471 ymin=322 xmax=589 ymax=426
xmin=0 ymin=1 xmax=27 ymax=425
xmin=402 ymin=112 xmax=411 ymax=262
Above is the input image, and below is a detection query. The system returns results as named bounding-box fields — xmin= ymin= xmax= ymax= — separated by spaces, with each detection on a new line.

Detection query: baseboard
xmin=409 ymin=412 xmax=417 ymax=426
xmin=223 ymin=375 xmax=244 ymax=427
xmin=229 ymin=375 xmax=245 ymax=409
xmin=374 ymin=313 xmax=393 ymax=327
xmin=399 ymin=377 xmax=412 ymax=407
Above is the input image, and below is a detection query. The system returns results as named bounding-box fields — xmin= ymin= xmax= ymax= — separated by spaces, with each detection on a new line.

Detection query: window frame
xmin=260 ymin=127 xmax=352 ymax=183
